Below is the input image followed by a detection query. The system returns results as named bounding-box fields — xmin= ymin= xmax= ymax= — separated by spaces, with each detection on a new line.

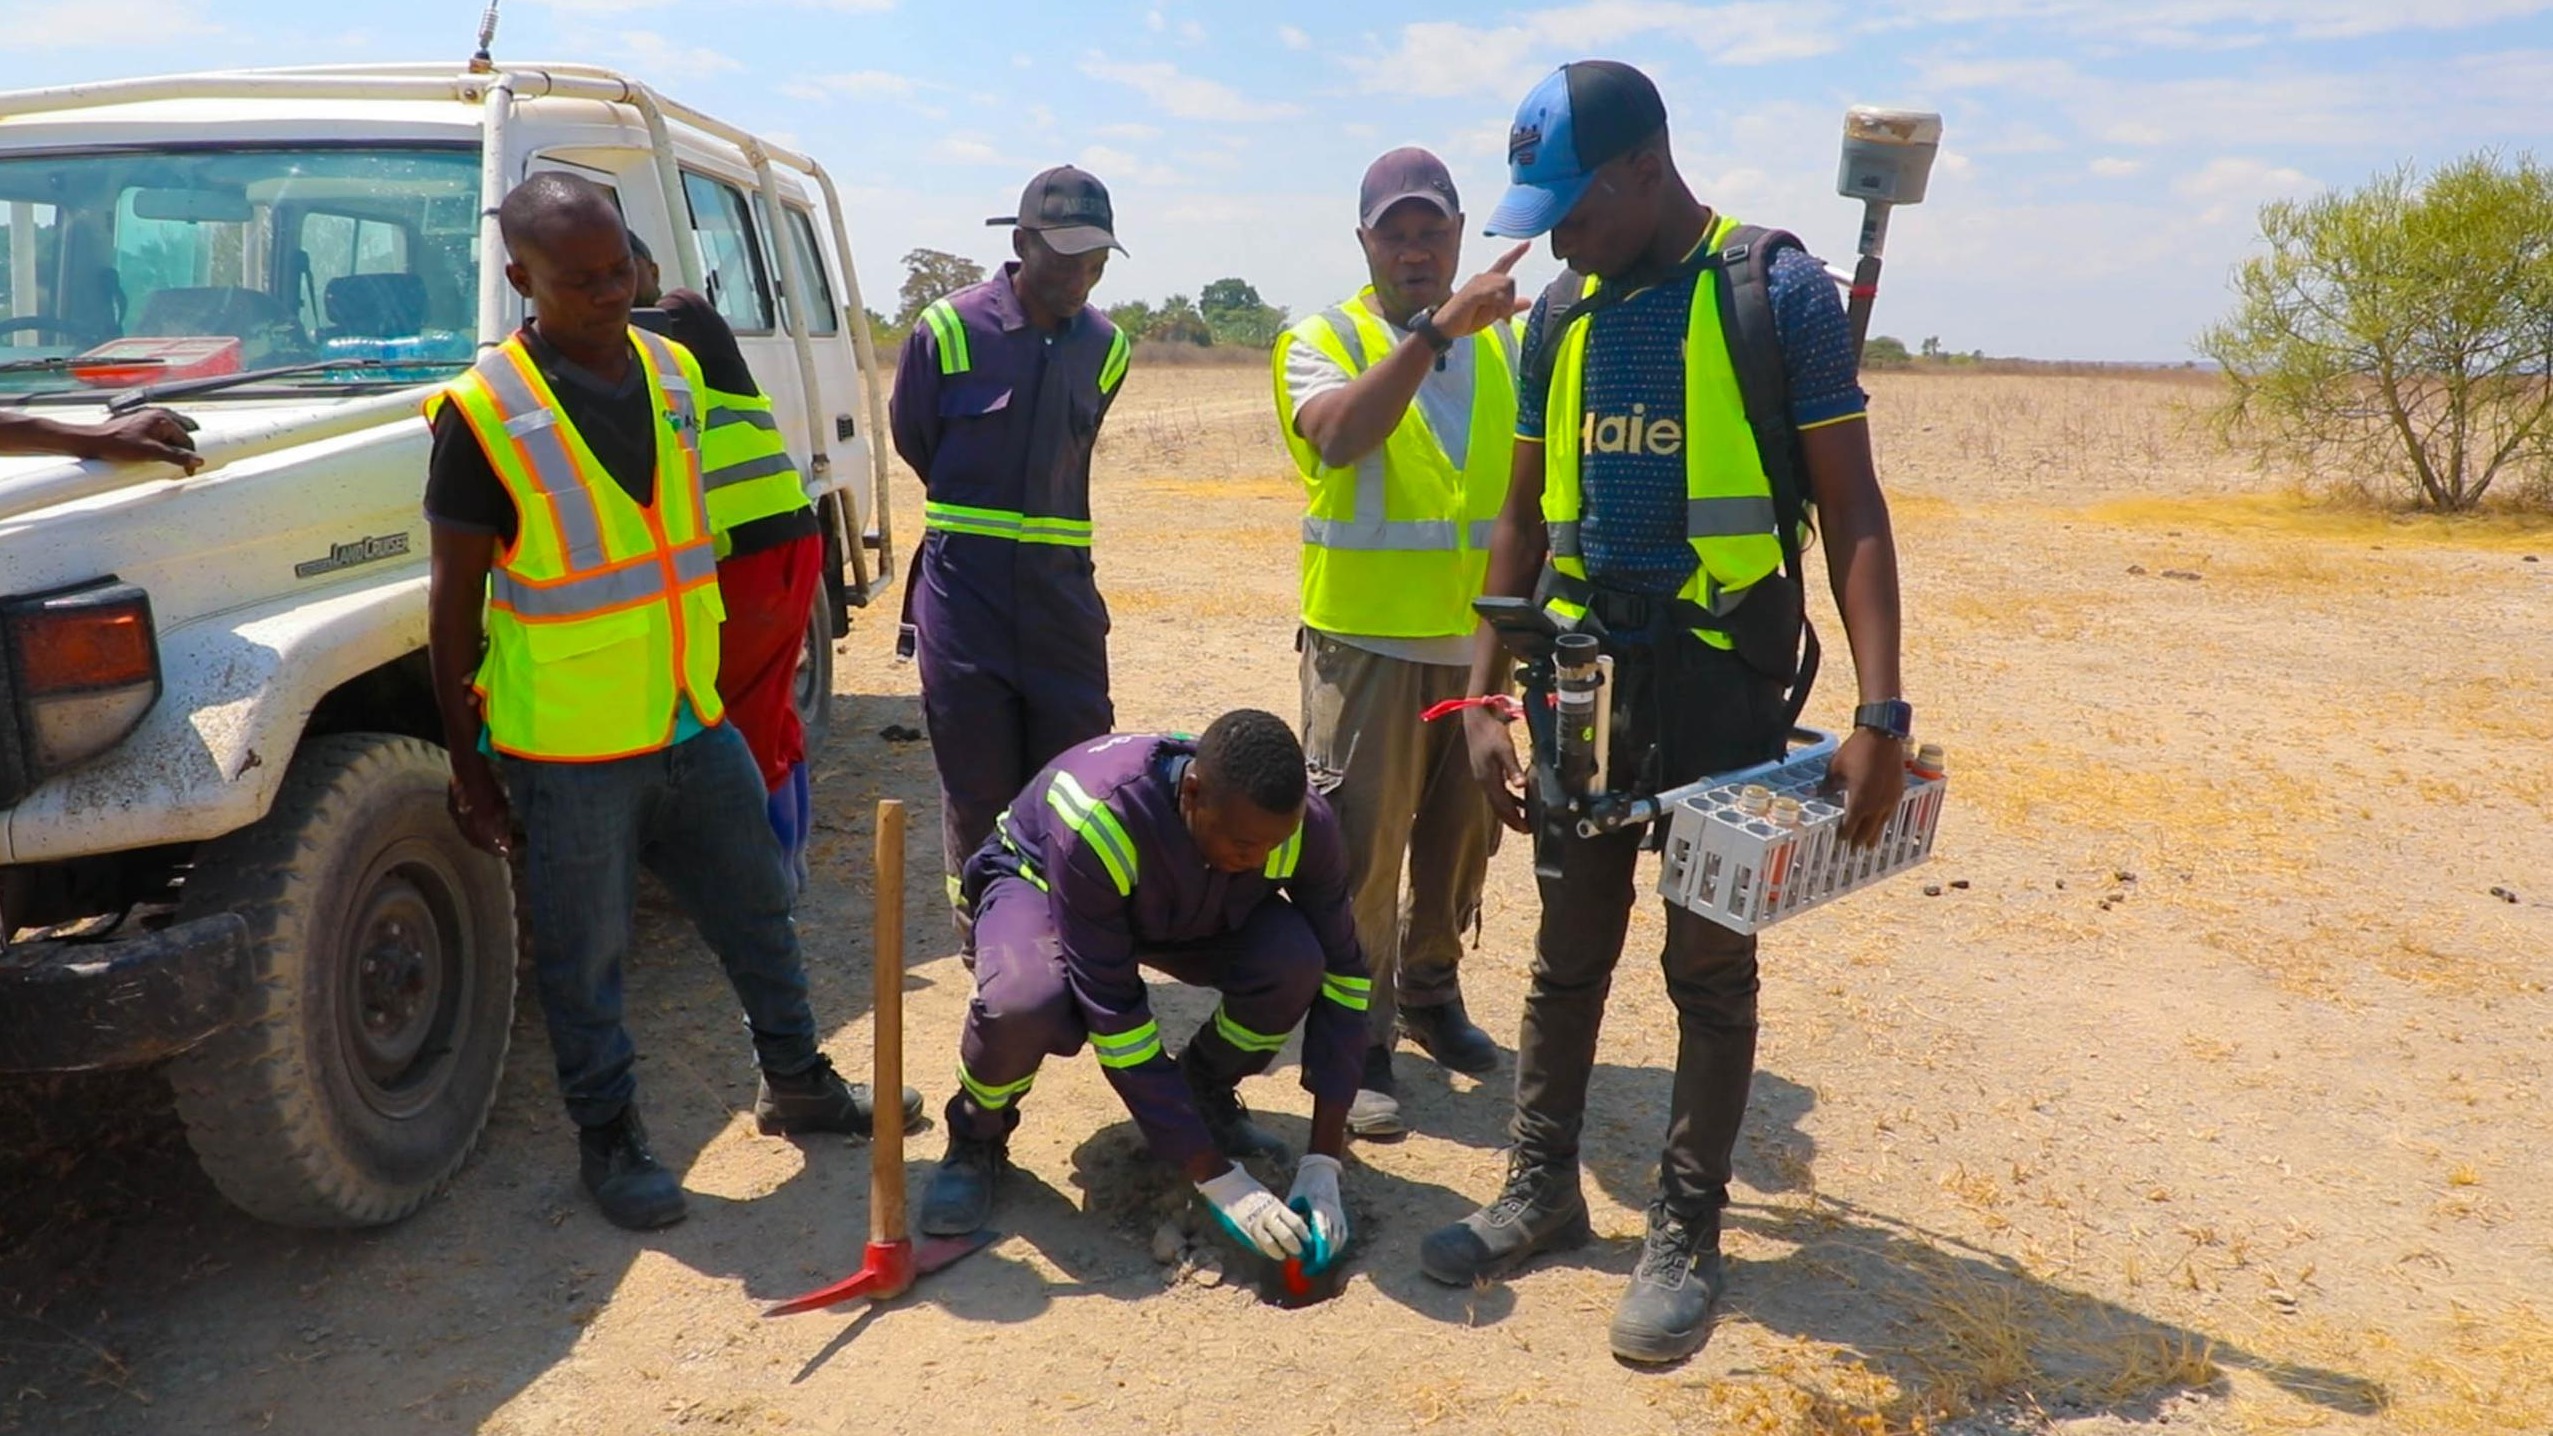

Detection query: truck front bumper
xmin=0 ymin=912 xmax=255 ymax=1073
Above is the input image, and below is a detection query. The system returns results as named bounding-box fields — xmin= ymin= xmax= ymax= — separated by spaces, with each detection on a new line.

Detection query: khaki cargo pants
xmin=1298 ymin=628 xmax=1499 ymax=1048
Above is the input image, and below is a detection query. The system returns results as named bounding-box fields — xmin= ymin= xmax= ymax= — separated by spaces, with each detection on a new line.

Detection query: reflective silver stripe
xmin=491 ymin=562 xmax=663 ymax=617
xmin=490 ymin=542 xmax=716 ymax=618
xmin=1688 ymin=496 xmax=1780 ymax=537
xmin=1302 ymin=515 xmax=1463 ymax=551
xmin=471 ymin=348 xmax=608 ymax=573
xmin=703 ymin=452 xmax=799 ymax=491
xmin=705 ymin=405 xmax=779 ymax=432
xmin=1548 ymin=502 xmax=1777 ymax=561
xmin=1491 ymin=318 xmax=1520 ymax=377
xmin=1469 ymin=518 xmax=1494 ymax=549
xmin=1318 ymin=306 xmax=1368 ymax=372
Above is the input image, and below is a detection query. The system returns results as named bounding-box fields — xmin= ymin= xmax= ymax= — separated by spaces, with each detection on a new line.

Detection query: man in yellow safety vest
xmin=423 ymin=174 xmax=917 ymax=1232
xmin=1272 ymin=148 xmax=1530 ymax=1138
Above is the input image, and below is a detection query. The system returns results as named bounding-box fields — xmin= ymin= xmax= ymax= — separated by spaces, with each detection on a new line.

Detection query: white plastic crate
xmin=1655 ymin=733 xmax=1946 ymax=935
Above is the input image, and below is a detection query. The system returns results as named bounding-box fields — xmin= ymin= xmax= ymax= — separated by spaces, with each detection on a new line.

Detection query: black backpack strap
xmin=1710 ymin=224 xmax=1821 ymax=727
xmin=1517 ymin=267 xmax=1593 ymax=408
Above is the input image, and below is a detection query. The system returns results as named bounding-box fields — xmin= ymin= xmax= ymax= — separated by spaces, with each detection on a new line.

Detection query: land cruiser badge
xmin=295 ymin=532 xmax=412 ymax=579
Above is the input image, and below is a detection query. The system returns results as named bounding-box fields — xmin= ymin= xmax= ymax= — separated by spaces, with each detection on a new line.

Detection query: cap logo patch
xmin=1508 ymin=123 xmax=1542 ymax=168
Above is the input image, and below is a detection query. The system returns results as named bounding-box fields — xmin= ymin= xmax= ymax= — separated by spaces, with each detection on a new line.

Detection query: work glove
xmin=1287 ymin=1154 xmax=1348 ymax=1268
xmin=1196 ymin=1164 xmax=1308 ymax=1262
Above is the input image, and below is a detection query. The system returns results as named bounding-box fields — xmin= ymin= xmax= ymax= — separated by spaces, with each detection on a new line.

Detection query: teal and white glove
xmin=1197 ymin=1165 xmax=1308 ymax=1261
xmin=1288 ymin=1154 xmax=1348 ymax=1265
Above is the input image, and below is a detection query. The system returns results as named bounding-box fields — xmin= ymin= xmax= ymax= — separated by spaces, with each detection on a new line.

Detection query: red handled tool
xmin=764 ymin=799 xmax=994 ymax=1318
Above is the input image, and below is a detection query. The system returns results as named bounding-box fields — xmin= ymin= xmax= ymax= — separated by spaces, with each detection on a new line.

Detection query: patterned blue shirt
xmin=1516 ymin=238 xmax=1866 ymax=596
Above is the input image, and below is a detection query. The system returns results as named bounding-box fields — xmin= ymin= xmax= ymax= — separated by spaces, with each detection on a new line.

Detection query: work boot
xmin=1418 ymin=1151 xmax=1591 ymax=1286
xmin=919 ymin=1112 xmax=1009 ymax=1237
xmin=578 ymin=1105 xmax=688 ymax=1231
xmin=1348 ymin=1046 xmax=1407 ymax=1139
xmin=754 ymin=1054 xmax=926 ymax=1138
xmin=1398 ymin=998 xmax=1499 ymax=1076
xmin=1609 ymin=1203 xmax=1728 ymax=1365
xmin=1181 ymin=1044 xmax=1289 ymax=1164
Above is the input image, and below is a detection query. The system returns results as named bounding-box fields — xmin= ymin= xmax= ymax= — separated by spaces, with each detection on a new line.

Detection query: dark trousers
xmin=503 ymin=722 xmax=819 ymax=1128
xmin=912 ymin=543 xmax=1114 ymax=922
xmin=951 ymin=877 xmax=1324 ymax=1141
xmin=1510 ymin=632 xmax=1787 ymax=1221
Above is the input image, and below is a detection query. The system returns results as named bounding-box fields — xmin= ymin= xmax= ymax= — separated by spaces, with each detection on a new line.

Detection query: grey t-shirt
xmin=1283 ymin=300 xmax=1480 ymax=668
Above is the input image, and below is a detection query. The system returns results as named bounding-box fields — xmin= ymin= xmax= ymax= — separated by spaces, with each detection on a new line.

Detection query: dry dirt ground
xmin=4 ymin=366 xmax=2550 ymax=1436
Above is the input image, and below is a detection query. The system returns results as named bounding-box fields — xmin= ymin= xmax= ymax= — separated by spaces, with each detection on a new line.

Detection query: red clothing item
xmin=715 ymin=532 xmax=824 ymax=791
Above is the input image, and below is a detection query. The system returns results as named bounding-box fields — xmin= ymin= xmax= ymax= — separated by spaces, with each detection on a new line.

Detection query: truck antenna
xmin=468 ymin=1 xmax=502 ymax=75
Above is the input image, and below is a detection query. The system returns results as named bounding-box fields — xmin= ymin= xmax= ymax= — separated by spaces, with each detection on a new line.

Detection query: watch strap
xmin=1408 ymin=308 xmax=1454 ymax=355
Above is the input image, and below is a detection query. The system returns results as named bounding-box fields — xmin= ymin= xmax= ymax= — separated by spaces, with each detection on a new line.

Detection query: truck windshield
xmin=0 ymin=146 xmax=481 ymax=396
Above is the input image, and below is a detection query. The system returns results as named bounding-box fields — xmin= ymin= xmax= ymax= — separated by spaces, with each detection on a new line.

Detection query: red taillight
xmin=10 ymin=604 xmax=155 ymax=696
xmin=1 ymin=582 xmax=162 ymax=792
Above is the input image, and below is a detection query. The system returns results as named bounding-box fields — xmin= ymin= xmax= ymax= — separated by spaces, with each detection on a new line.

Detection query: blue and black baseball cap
xmin=1484 ymin=61 xmax=1669 ymax=239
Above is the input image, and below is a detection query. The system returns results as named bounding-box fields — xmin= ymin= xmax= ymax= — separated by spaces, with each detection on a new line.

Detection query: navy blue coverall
xmin=890 ymin=263 xmax=1133 ymax=916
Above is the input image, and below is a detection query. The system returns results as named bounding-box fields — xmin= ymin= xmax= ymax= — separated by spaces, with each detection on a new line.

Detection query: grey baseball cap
xmin=987 ymin=165 xmax=1126 ymax=256
xmin=1359 ymin=147 xmax=1460 ymax=229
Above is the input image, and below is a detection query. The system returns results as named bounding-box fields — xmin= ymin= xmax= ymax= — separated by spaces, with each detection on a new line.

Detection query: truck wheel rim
xmin=339 ymin=846 xmax=469 ymax=1119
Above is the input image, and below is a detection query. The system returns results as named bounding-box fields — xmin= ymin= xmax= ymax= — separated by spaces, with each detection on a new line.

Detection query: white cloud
xmin=1279 ymin=24 xmax=1313 ymax=49
xmin=1180 ymin=19 xmax=1208 ymax=42
xmin=1147 ymin=7 xmax=1167 ymax=30
xmin=1080 ymin=58 xmax=1302 ymax=121
xmin=1079 ymin=145 xmax=1179 ymax=187
xmin=782 ymin=69 xmax=920 ymax=102
xmin=12 ymin=0 xmax=220 ymax=47
xmin=611 ymin=31 xmax=745 ymax=80
xmin=1096 ymin=122 xmax=1165 ymax=141
xmin=1877 ymin=0 xmax=2550 ymax=43
xmin=1349 ymin=3 xmax=1842 ymax=99
xmin=2090 ymin=157 xmax=2146 ymax=177
xmin=932 ymin=135 xmax=1022 ymax=167
xmin=2175 ymin=157 xmax=2318 ymax=199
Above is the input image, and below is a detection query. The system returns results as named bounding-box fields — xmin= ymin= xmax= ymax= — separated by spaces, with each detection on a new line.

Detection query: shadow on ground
xmin=0 ymin=689 xmax=943 ymax=1435
xmin=1362 ymin=1056 xmax=2386 ymax=1423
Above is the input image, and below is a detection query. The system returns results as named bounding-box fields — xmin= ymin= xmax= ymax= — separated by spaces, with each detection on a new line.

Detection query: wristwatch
xmin=1852 ymin=699 xmax=1913 ymax=741
xmin=1406 ymin=306 xmax=1455 ymax=356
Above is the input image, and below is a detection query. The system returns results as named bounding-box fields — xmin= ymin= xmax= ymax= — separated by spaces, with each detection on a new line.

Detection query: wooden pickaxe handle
xmin=871 ymin=799 xmax=906 ymax=1246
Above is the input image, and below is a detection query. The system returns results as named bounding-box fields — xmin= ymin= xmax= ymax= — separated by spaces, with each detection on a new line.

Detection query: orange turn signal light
xmin=7 ymin=592 xmax=157 ymax=697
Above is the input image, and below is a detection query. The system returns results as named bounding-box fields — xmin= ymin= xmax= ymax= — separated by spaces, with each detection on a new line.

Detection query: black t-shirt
xmin=424 ymin=292 xmax=819 ymax=555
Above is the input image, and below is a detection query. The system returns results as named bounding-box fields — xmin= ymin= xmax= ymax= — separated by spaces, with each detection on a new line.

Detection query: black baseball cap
xmin=1485 ymin=61 xmax=1670 ymax=238
xmin=1359 ymin=147 xmax=1460 ymax=229
xmin=988 ymin=165 xmax=1126 ymax=256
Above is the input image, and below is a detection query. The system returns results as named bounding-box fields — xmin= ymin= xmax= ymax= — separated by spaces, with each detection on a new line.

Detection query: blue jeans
xmin=502 ymin=722 xmax=820 ymax=1128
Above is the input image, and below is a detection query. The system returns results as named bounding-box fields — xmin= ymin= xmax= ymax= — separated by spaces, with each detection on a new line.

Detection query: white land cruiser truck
xmin=0 ymin=62 xmax=898 ymax=1227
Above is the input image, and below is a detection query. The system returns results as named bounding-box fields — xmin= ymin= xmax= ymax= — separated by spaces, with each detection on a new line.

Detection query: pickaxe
xmin=764 ymin=798 xmax=994 ymax=1318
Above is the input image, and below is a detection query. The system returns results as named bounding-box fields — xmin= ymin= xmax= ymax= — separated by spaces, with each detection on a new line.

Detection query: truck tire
xmin=795 ymin=583 xmax=834 ymax=751
xmin=166 ymin=734 xmax=515 ymax=1228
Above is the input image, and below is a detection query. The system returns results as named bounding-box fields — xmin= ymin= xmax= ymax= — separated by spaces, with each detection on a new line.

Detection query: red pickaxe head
xmin=763 ymin=1231 xmax=998 ymax=1318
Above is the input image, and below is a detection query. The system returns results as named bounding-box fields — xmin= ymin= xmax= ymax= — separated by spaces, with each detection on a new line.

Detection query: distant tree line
xmin=877 ymin=248 xmax=1291 ymax=354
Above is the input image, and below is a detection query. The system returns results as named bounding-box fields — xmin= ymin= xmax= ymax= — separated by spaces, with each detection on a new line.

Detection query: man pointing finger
xmin=1274 ymin=148 xmax=1529 ymax=1139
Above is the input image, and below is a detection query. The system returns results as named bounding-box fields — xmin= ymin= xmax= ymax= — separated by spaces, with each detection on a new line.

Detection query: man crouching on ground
xmin=917 ymin=710 xmax=1369 ymax=1267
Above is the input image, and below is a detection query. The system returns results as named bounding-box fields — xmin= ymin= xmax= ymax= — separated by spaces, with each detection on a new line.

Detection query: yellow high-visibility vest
xmin=1273 ymin=291 xmax=1518 ymax=639
xmin=1540 ymin=212 xmax=1791 ymax=649
xmin=698 ymin=385 xmax=807 ymax=558
xmin=428 ymin=329 xmax=727 ymax=760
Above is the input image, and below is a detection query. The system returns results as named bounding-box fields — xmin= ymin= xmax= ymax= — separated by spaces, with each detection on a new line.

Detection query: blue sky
xmin=7 ymin=0 xmax=2551 ymax=359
